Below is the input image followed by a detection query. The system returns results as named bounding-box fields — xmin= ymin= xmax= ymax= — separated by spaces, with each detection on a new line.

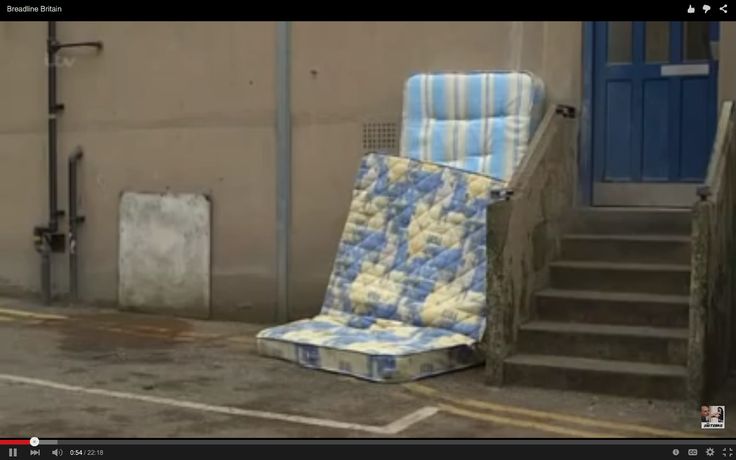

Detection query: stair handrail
xmin=688 ymin=100 xmax=736 ymax=403
xmin=698 ymin=101 xmax=735 ymax=202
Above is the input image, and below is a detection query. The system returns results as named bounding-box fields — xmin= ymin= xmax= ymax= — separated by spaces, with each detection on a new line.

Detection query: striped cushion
xmin=399 ymin=72 xmax=545 ymax=182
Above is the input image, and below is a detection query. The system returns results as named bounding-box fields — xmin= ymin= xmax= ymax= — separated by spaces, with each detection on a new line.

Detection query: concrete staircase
xmin=504 ymin=207 xmax=692 ymax=400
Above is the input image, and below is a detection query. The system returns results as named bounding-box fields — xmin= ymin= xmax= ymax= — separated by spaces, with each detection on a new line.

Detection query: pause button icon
xmin=8 ymin=448 xmax=17 ymax=458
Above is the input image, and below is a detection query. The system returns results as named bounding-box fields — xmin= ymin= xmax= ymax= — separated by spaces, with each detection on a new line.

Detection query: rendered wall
xmin=720 ymin=21 xmax=736 ymax=104
xmin=0 ymin=22 xmax=278 ymax=321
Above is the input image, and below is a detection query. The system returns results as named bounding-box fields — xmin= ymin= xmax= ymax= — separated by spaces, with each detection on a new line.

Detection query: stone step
xmin=503 ymin=354 xmax=687 ymax=400
xmin=569 ymin=208 xmax=692 ymax=236
xmin=549 ymin=261 xmax=691 ymax=296
xmin=560 ymin=234 xmax=691 ymax=265
xmin=517 ymin=321 xmax=688 ymax=365
xmin=534 ymin=289 xmax=690 ymax=327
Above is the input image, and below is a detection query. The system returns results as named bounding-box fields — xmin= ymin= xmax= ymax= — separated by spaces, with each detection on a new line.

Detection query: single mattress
xmin=257 ymin=153 xmax=504 ymax=382
xmin=399 ymin=71 xmax=545 ymax=181
xmin=257 ymin=312 xmax=483 ymax=382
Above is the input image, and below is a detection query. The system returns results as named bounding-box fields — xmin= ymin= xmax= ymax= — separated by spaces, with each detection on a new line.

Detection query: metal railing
xmin=689 ymin=100 xmax=736 ymax=402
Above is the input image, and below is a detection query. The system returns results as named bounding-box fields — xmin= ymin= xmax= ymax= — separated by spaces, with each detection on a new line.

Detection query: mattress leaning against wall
xmin=257 ymin=153 xmax=506 ymax=381
xmin=257 ymin=71 xmax=546 ymax=382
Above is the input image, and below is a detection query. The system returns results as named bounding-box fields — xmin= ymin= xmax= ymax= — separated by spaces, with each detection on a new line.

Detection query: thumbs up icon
xmin=688 ymin=4 xmax=696 ymax=11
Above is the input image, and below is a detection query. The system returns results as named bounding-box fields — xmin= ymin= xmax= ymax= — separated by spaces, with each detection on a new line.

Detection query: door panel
xmin=681 ymin=77 xmax=712 ymax=180
xmin=604 ymin=80 xmax=633 ymax=181
xmin=641 ymin=79 xmax=670 ymax=180
xmin=591 ymin=21 xmax=719 ymax=205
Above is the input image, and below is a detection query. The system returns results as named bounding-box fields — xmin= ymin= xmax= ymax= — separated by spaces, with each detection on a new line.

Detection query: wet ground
xmin=0 ymin=295 xmax=734 ymax=439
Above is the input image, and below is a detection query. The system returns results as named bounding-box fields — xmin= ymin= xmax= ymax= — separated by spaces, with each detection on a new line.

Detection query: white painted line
xmin=382 ymin=406 xmax=439 ymax=434
xmin=0 ymin=373 xmax=437 ymax=435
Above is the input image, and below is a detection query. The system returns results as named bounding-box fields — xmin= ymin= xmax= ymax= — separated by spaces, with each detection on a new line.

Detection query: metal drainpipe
xmin=68 ymin=147 xmax=85 ymax=302
xmin=275 ymin=22 xmax=292 ymax=323
xmin=34 ymin=21 xmax=65 ymax=304
xmin=48 ymin=21 xmax=61 ymax=233
xmin=34 ymin=22 xmax=102 ymax=304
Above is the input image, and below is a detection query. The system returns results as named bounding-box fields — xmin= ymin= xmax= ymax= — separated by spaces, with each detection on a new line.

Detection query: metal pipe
xmin=68 ymin=147 xmax=84 ymax=302
xmin=48 ymin=20 xmax=59 ymax=232
xmin=275 ymin=22 xmax=292 ymax=323
xmin=41 ymin=249 xmax=51 ymax=304
xmin=53 ymin=41 xmax=103 ymax=51
xmin=37 ymin=22 xmax=101 ymax=304
xmin=38 ymin=20 xmax=60 ymax=304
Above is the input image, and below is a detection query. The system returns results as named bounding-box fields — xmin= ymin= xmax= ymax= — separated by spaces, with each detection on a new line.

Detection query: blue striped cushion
xmin=399 ymin=72 xmax=545 ymax=181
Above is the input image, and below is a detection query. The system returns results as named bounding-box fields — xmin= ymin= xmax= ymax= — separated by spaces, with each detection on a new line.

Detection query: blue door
xmin=592 ymin=22 xmax=719 ymax=205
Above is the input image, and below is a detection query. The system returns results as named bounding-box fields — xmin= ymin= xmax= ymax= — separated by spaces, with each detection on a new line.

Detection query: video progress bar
xmin=39 ymin=440 xmax=736 ymax=445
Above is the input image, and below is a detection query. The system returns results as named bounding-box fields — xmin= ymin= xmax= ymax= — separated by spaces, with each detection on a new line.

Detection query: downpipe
xmin=33 ymin=21 xmax=101 ymax=304
xmin=68 ymin=147 xmax=85 ymax=303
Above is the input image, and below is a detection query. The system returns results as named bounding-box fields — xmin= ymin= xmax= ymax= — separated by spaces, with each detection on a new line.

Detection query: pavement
xmin=0 ymin=296 xmax=734 ymax=439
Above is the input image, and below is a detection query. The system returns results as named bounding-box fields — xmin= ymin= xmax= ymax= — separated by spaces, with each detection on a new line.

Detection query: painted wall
xmin=719 ymin=21 xmax=736 ymax=104
xmin=0 ymin=21 xmax=583 ymax=322
xmin=0 ymin=22 xmax=278 ymax=321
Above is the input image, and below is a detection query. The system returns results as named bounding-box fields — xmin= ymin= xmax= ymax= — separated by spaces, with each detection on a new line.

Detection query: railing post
xmin=688 ymin=201 xmax=711 ymax=404
xmin=485 ymin=199 xmax=513 ymax=386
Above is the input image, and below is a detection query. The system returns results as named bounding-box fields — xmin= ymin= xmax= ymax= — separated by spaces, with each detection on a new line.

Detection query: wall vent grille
xmin=362 ymin=122 xmax=399 ymax=152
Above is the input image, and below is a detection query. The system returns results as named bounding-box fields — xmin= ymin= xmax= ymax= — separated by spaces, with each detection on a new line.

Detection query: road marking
xmin=0 ymin=373 xmax=438 ymax=435
xmin=406 ymin=383 xmax=707 ymax=438
xmin=0 ymin=308 xmax=67 ymax=320
xmin=438 ymin=403 xmax=618 ymax=438
xmin=382 ymin=406 xmax=440 ymax=434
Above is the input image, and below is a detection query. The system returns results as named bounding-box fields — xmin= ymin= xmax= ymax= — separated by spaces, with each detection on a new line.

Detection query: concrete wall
xmin=720 ymin=21 xmax=736 ymax=104
xmin=0 ymin=22 xmax=278 ymax=321
xmin=289 ymin=21 xmax=583 ymax=318
xmin=0 ymin=21 xmax=583 ymax=322
xmin=486 ymin=110 xmax=579 ymax=385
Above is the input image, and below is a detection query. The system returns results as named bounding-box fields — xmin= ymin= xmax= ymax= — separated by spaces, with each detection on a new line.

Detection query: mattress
xmin=257 ymin=153 xmax=504 ymax=381
xmin=399 ymin=71 xmax=546 ymax=181
xmin=257 ymin=313 xmax=483 ymax=382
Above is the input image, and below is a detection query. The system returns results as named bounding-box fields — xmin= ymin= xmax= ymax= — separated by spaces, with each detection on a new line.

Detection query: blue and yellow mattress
xmin=258 ymin=71 xmax=545 ymax=382
xmin=257 ymin=153 xmax=505 ymax=381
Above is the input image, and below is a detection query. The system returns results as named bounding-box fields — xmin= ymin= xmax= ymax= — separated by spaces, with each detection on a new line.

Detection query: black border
xmin=0 ymin=0 xmax=732 ymax=21
xmin=4 ymin=439 xmax=736 ymax=460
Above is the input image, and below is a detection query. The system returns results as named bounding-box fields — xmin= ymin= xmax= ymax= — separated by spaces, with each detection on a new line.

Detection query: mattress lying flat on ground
xmin=257 ymin=313 xmax=483 ymax=382
xmin=257 ymin=153 xmax=504 ymax=382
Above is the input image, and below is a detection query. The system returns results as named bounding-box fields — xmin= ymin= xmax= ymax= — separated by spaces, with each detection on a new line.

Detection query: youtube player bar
xmin=2 ymin=439 xmax=736 ymax=460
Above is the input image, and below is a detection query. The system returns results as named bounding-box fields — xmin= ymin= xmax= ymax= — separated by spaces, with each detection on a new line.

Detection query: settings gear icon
xmin=707 ymin=447 xmax=715 ymax=457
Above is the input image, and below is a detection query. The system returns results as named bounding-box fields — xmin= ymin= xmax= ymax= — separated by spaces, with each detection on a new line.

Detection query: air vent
xmin=362 ymin=122 xmax=398 ymax=152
